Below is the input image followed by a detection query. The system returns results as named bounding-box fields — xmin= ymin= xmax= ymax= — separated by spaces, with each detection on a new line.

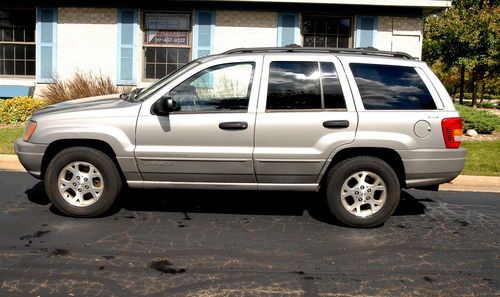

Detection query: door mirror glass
xmin=152 ymin=95 xmax=180 ymax=115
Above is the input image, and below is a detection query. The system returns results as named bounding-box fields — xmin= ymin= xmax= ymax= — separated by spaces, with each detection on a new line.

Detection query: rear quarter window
xmin=350 ymin=63 xmax=436 ymax=110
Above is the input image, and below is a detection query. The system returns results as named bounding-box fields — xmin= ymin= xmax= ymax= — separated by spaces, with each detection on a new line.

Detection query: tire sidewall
xmin=326 ymin=157 xmax=400 ymax=227
xmin=45 ymin=148 xmax=120 ymax=217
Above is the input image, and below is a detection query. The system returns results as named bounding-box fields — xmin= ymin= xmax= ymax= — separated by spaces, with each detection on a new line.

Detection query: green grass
xmin=0 ymin=126 xmax=23 ymax=154
xmin=461 ymin=141 xmax=500 ymax=176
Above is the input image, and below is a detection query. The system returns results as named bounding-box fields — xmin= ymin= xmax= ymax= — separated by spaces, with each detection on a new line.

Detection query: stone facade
xmin=56 ymin=7 xmax=118 ymax=82
xmin=376 ymin=16 xmax=423 ymax=58
xmin=213 ymin=11 xmax=278 ymax=53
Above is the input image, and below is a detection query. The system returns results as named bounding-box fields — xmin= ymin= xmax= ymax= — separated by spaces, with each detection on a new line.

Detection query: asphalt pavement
xmin=0 ymin=171 xmax=498 ymax=296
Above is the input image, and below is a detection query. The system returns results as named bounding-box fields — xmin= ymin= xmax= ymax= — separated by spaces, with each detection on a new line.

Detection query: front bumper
xmin=397 ymin=148 xmax=466 ymax=188
xmin=14 ymin=138 xmax=48 ymax=179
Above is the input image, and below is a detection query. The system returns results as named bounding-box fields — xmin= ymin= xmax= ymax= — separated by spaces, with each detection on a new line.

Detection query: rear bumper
xmin=14 ymin=138 xmax=47 ymax=179
xmin=397 ymin=148 xmax=466 ymax=188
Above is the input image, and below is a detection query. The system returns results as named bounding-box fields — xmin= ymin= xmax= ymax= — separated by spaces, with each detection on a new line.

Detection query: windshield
xmin=135 ymin=60 xmax=201 ymax=101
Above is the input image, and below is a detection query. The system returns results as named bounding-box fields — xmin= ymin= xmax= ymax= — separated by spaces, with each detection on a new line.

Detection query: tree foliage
xmin=423 ymin=0 xmax=499 ymax=105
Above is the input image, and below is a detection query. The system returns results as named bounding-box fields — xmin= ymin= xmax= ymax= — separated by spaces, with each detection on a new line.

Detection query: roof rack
xmin=222 ymin=46 xmax=415 ymax=59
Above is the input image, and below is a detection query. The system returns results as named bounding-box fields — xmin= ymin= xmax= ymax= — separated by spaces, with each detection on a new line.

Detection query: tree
xmin=429 ymin=61 xmax=462 ymax=99
xmin=423 ymin=0 xmax=499 ymax=106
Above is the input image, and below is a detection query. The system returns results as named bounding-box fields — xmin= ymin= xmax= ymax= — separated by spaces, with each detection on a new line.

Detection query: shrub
xmin=40 ymin=71 xmax=132 ymax=104
xmin=455 ymin=104 xmax=500 ymax=134
xmin=476 ymin=102 xmax=499 ymax=109
xmin=453 ymin=93 xmax=500 ymax=100
xmin=460 ymin=101 xmax=499 ymax=109
xmin=0 ymin=97 xmax=48 ymax=125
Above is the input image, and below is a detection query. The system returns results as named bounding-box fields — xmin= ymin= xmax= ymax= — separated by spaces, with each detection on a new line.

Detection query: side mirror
xmin=152 ymin=95 xmax=180 ymax=115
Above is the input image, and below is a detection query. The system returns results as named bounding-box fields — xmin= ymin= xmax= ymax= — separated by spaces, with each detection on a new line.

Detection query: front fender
xmin=29 ymin=118 xmax=136 ymax=157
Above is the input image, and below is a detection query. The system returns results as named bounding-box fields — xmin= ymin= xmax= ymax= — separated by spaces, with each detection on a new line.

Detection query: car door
xmin=135 ymin=55 xmax=262 ymax=186
xmin=253 ymin=54 xmax=358 ymax=188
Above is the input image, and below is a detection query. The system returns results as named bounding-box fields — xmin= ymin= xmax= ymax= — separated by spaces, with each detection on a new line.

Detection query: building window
xmin=143 ymin=12 xmax=191 ymax=79
xmin=0 ymin=10 xmax=35 ymax=76
xmin=302 ymin=15 xmax=353 ymax=48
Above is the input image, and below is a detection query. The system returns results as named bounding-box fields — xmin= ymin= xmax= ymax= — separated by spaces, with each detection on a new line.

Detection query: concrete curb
xmin=1 ymin=154 xmax=499 ymax=193
xmin=0 ymin=154 xmax=24 ymax=172
xmin=439 ymin=175 xmax=500 ymax=193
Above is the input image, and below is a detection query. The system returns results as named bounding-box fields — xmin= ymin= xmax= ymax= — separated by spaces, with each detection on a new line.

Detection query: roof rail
xmin=222 ymin=47 xmax=415 ymax=59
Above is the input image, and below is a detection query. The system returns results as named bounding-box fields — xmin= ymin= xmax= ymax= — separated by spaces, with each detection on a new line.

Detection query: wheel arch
xmin=40 ymin=139 xmax=125 ymax=181
xmin=318 ymin=147 xmax=406 ymax=189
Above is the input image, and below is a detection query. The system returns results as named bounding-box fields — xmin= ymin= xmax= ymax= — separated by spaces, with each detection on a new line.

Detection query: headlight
xmin=23 ymin=121 xmax=37 ymax=142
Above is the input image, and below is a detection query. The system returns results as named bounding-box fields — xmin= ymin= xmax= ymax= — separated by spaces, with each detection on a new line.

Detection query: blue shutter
xmin=193 ymin=11 xmax=215 ymax=59
xmin=117 ymin=9 xmax=138 ymax=85
xmin=277 ymin=13 xmax=299 ymax=47
xmin=356 ymin=16 xmax=378 ymax=48
xmin=36 ymin=7 xmax=57 ymax=83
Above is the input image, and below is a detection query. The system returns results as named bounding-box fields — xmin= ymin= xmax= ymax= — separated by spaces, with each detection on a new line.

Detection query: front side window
xmin=143 ymin=12 xmax=191 ymax=79
xmin=350 ymin=63 xmax=437 ymax=110
xmin=266 ymin=61 xmax=346 ymax=111
xmin=0 ymin=10 xmax=35 ymax=76
xmin=169 ymin=62 xmax=255 ymax=113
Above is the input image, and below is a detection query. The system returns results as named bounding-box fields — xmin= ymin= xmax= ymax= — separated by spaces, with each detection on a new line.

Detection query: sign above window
xmin=146 ymin=31 xmax=189 ymax=46
xmin=145 ymin=13 xmax=191 ymax=31
xmin=144 ymin=13 xmax=191 ymax=46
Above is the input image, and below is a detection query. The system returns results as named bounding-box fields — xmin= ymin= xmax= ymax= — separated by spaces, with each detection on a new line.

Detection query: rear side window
xmin=267 ymin=61 xmax=322 ymax=110
xmin=266 ymin=61 xmax=346 ymax=110
xmin=350 ymin=63 xmax=436 ymax=110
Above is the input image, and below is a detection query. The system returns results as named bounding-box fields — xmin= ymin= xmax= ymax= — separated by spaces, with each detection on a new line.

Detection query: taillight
xmin=441 ymin=117 xmax=463 ymax=148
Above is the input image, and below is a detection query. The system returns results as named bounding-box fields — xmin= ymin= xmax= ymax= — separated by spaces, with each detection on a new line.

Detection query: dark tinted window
xmin=0 ymin=10 xmax=36 ymax=76
xmin=320 ymin=62 xmax=346 ymax=109
xmin=350 ymin=63 xmax=436 ymax=110
xmin=302 ymin=15 xmax=352 ymax=48
xmin=267 ymin=61 xmax=321 ymax=110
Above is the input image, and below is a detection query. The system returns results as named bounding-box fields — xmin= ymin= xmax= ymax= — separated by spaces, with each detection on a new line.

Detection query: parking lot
xmin=0 ymin=171 xmax=498 ymax=296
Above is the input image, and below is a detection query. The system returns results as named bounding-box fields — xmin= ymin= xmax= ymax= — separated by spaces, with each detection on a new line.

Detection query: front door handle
xmin=323 ymin=120 xmax=350 ymax=129
xmin=219 ymin=121 xmax=248 ymax=130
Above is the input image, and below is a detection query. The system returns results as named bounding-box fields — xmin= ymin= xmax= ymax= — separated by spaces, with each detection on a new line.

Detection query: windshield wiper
xmin=121 ymin=88 xmax=143 ymax=102
xmin=119 ymin=92 xmax=129 ymax=100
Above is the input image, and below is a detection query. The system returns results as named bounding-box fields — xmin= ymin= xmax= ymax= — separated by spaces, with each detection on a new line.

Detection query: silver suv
xmin=15 ymin=47 xmax=466 ymax=227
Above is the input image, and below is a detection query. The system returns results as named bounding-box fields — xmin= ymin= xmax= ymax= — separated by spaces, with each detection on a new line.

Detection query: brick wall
xmin=56 ymin=8 xmax=118 ymax=82
xmin=376 ymin=16 xmax=423 ymax=59
xmin=213 ymin=11 xmax=278 ymax=53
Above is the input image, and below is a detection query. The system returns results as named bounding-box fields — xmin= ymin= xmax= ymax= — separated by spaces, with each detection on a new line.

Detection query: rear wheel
xmin=44 ymin=147 xmax=121 ymax=217
xmin=325 ymin=156 xmax=400 ymax=227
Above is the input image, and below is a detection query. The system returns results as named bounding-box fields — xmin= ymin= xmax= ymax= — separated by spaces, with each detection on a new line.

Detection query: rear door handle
xmin=219 ymin=121 xmax=248 ymax=130
xmin=323 ymin=120 xmax=350 ymax=129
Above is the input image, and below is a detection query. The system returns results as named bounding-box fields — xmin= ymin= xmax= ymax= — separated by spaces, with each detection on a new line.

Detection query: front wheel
xmin=44 ymin=147 xmax=122 ymax=217
xmin=325 ymin=156 xmax=400 ymax=228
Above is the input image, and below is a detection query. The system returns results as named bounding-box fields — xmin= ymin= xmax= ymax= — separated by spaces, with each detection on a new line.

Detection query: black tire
xmin=325 ymin=156 xmax=400 ymax=228
xmin=44 ymin=147 xmax=122 ymax=217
